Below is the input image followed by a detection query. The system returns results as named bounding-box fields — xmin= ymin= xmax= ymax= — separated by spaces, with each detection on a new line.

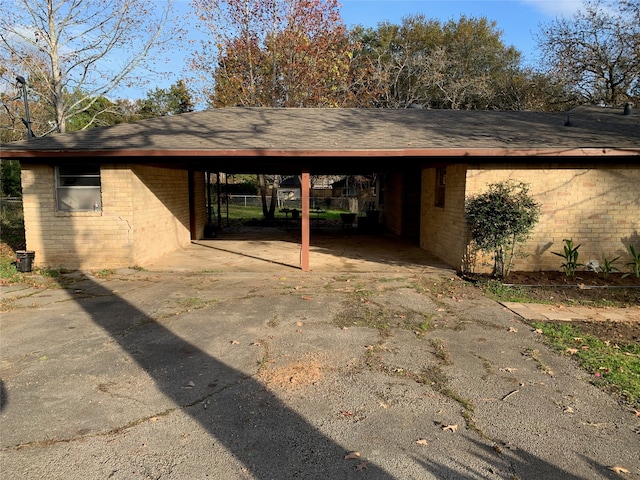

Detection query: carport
xmin=2 ymin=106 xmax=638 ymax=272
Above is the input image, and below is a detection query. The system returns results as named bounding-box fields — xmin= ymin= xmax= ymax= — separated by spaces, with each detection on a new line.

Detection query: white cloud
xmin=520 ymin=0 xmax=585 ymax=16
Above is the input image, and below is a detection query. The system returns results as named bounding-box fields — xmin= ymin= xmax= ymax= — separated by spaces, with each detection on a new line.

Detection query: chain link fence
xmin=225 ymin=195 xmax=368 ymax=212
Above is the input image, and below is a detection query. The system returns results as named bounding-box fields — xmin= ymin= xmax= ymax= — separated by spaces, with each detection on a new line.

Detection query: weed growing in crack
xmin=363 ymin=342 xmax=391 ymax=372
xmin=255 ymin=341 xmax=272 ymax=377
xmin=333 ymin=295 xmax=435 ymax=338
xmin=93 ymin=269 xmax=116 ymax=278
xmin=378 ymin=277 xmax=409 ymax=284
xmin=176 ymin=297 xmax=211 ymax=310
xmin=429 ymin=338 xmax=451 ymax=364
xmin=522 ymin=348 xmax=554 ymax=376
xmin=416 ymin=365 xmax=449 ymax=389
xmin=475 ymin=354 xmax=494 ymax=379
xmin=414 ymin=318 xmax=433 ymax=334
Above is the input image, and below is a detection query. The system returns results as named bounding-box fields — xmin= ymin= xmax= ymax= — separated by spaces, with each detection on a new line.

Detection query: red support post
xmin=301 ymin=170 xmax=310 ymax=271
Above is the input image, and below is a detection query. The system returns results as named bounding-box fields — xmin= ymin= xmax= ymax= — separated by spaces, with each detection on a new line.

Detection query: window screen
xmin=56 ymin=165 xmax=102 ymax=211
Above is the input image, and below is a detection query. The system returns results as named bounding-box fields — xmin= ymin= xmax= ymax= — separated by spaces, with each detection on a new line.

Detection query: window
xmin=435 ymin=167 xmax=446 ymax=207
xmin=56 ymin=165 xmax=102 ymax=212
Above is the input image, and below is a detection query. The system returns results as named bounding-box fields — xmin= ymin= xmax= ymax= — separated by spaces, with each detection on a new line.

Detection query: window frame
xmin=55 ymin=164 xmax=102 ymax=212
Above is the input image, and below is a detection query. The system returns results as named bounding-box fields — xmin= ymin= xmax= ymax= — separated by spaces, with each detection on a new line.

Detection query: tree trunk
xmin=258 ymin=174 xmax=269 ymax=218
xmin=48 ymin=0 xmax=66 ymax=133
xmin=494 ymin=246 xmax=505 ymax=278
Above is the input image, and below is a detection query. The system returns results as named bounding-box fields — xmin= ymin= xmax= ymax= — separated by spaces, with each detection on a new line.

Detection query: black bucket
xmin=16 ymin=250 xmax=35 ymax=273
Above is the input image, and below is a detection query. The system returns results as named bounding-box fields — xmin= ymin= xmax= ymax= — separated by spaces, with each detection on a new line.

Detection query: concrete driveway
xmin=1 ymin=233 xmax=639 ymax=479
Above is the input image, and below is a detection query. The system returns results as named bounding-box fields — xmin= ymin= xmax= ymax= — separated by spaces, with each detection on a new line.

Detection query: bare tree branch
xmin=0 ymin=0 xmax=178 ymax=133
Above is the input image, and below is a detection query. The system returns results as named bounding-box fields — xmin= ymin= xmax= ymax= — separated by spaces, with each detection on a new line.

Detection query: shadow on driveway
xmin=61 ymin=275 xmax=395 ymax=479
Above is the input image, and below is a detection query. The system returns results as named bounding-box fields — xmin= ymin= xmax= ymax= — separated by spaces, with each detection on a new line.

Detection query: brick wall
xmin=20 ymin=163 xmax=205 ymax=270
xmin=381 ymin=173 xmax=403 ymax=235
xmin=465 ymin=165 xmax=640 ymax=272
xmin=130 ymin=165 xmax=192 ymax=265
xmin=193 ymin=171 xmax=207 ymax=240
xmin=21 ymin=164 xmax=135 ymax=269
xmin=420 ymin=165 xmax=469 ymax=269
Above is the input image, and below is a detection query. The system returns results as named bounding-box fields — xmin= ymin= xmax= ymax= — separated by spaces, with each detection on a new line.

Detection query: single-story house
xmin=1 ymin=105 xmax=638 ymax=272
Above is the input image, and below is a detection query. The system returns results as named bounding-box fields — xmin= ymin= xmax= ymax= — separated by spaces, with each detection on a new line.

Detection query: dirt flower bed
xmin=466 ymin=270 xmax=640 ymax=345
xmin=503 ymin=270 xmax=640 ymax=288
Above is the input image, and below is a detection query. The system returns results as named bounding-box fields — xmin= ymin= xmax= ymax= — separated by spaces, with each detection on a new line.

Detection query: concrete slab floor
xmin=144 ymin=227 xmax=452 ymax=274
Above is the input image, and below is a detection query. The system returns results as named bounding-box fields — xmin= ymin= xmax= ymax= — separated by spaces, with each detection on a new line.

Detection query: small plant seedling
xmin=624 ymin=245 xmax=640 ymax=278
xmin=552 ymin=239 xmax=583 ymax=278
xmin=600 ymin=256 xmax=620 ymax=278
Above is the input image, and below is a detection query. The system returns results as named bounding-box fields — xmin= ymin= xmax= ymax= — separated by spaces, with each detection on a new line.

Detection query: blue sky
xmin=339 ymin=0 xmax=583 ymax=64
xmin=133 ymin=0 xmax=586 ymax=100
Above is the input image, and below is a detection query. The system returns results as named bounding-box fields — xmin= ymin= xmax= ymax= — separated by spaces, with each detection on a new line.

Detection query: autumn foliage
xmin=191 ymin=0 xmax=378 ymax=107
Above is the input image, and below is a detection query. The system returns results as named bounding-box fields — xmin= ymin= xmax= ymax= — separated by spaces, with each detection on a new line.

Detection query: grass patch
xmin=532 ymin=322 xmax=640 ymax=408
xmin=0 ymin=256 xmax=20 ymax=283
xmin=482 ymin=280 xmax=540 ymax=303
xmin=176 ymin=297 xmax=211 ymax=310
xmin=225 ymin=204 xmax=351 ymax=222
xmin=93 ymin=269 xmax=116 ymax=278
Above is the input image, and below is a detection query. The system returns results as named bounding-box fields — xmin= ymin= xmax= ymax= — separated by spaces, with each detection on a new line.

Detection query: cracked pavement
xmin=1 ymin=267 xmax=639 ymax=479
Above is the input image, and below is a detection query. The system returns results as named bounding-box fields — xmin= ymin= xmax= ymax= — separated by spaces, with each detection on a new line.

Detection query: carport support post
xmin=301 ymin=170 xmax=310 ymax=271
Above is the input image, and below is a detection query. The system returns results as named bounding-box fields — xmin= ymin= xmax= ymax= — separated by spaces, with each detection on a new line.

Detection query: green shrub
xmin=465 ymin=181 xmax=540 ymax=278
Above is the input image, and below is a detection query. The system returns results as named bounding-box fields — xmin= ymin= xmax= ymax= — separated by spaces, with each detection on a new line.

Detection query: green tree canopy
xmin=353 ymin=14 xmax=547 ymax=110
xmin=137 ymin=80 xmax=195 ymax=118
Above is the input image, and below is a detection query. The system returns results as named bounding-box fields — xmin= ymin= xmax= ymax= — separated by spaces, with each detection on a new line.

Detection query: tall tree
xmin=191 ymin=0 xmax=370 ymax=107
xmin=0 ymin=0 xmax=176 ymax=134
xmin=191 ymin=0 xmax=275 ymax=106
xmin=536 ymin=0 xmax=640 ymax=106
xmin=137 ymin=80 xmax=195 ymax=118
xmin=264 ymin=0 xmax=354 ymax=107
xmin=355 ymin=15 xmax=528 ymax=110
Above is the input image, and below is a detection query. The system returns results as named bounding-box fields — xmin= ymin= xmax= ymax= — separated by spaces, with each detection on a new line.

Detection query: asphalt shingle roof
xmin=1 ymin=106 xmax=638 ymax=174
